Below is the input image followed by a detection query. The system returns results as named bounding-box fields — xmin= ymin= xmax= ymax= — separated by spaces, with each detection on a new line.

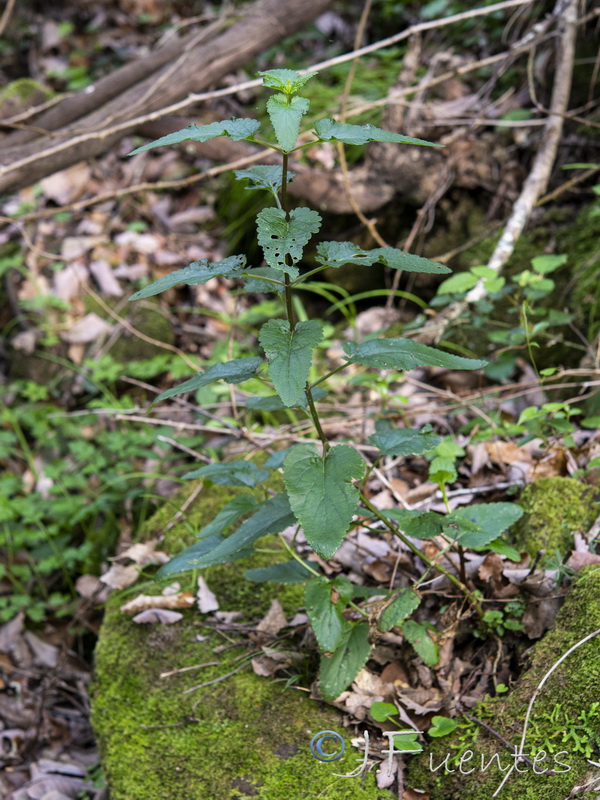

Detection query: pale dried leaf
xmin=74 ymin=574 xmax=109 ymax=604
xmin=23 ymin=631 xmax=59 ymax=669
xmin=132 ymin=609 xmax=183 ymax=624
xmin=60 ymin=313 xmax=112 ymax=344
xmin=89 ymin=259 xmax=123 ymax=297
xmin=120 ymin=592 xmax=194 ymax=614
xmin=40 ymin=163 xmax=91 ymax=205
xmin=197 ymin=576 xmax=219 ymax=613
xmin=99 ymin=563 xmax=140 ymax=589
xmin=256 ymin=598 xmax=287 ymax=637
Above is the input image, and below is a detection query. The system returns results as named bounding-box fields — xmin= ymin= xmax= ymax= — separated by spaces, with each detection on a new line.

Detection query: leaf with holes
xmin=343 ymin=338 xmax=487 ymax=371
xmin=128 ymin=256 xmax=246 ymax=300
xmin=315 ymin=241 xmax=449 ymax=274
xmin=283 ymin=444 xmax=364 ymax=558
xmin=257 ymin=207 xmax=321 ymax=278
xmin=128 ymin=118 xmax=261 ymax=155
xmin=259 ymin=319 xmax=323 ymax=406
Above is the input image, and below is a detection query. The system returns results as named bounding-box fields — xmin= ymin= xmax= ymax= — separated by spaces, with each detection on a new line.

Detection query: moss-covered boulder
xmin=511 ymin=477 xmax=599 ymax=558
xmin=91 ymin=479 xmax=393 ymax=800
xmin=408 ymin=565 xmax=600 ymax=800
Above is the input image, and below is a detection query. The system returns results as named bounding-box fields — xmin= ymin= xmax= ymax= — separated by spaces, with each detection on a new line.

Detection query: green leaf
xmin=370 ymin=701 xmax=399 ymax=722
xmin=402 ymin=620 xmax=439 ymax=666
xmin=128 ymin=255 xmax=246 ymax=300
xmin=267 ymin=94 xmax=309 ymax=152
xmin=244 ymin=559 xmax=312 ymax=584
xmin=234 ymin=165 xmax=294 ymax=200
xmin=239 ymin=267 xmax=286 ymax=294
xmin=429 ymin=456 xmax=457 ymax=485
xmin=383 ymin=509 xmax=445 ymax=540
xmin=246 ymin=386 xmax=327 ymax=412
xmin=369 ymin=425 xmax=441 ymax=457
xmin=150 ymin=357 xmax=261 ymax=409
xmin=259 ymin=319 xmax=323 ymax=407
xmin=195 ymin=495 xmax=259 ymax=541
xmin=257 ymin=207 xmax=321 ymax=277
xmin=531 ymin=254 xmax=567 ymax=274
xmin=343 ymin=338 xmax=487 ymax=371
xmin=305 ymin=577 xmax=347 ymax=652
xmin=428 ymin=716 xmax=458 ymax=738
xmin=128 ymin=118 xmax=261 ymax=155
xmin=283 ymin=444 xmax=365 ymax=558
xmin=379 ymin=589 xmax=421 ymax=632
xmin=182 ymin=460 xmax=269 ymax=487
xmin=259 ymin=68 xmax=317 ymax=95
xmin=582 ymin=417 xmax=600 ymax=429
xmin=314 ymin=118 xmax=442 ymax=148
xmin=448 ymin=503 xmax=524 ymax=548
xmin=157 ymin=493 xmax=295 ymax=574
xmin=319 ymin=623 xmax=371 ymax=701
xmin=437 ymin=272 xmax=479 ymax=295
xmin=315 ymin=241 xmax=450 ymax=274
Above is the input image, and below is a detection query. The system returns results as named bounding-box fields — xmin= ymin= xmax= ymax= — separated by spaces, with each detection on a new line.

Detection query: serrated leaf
xmin=383 ymin=509 xmax=445 ymax=540
xmin=369 ymin=426 xmax=441 ymax=457
xmin=319 ymin=623 xmax=371 ymax=701
xmin=448 ymin=503 xmax=524 ymax=548
xmin=150 ymin=357 xmax=261 ymax=409
xmin=259 ymin=319 xmax=323 ymax=407
xmin=402 ymin=620 xmax=438 ymax=666
xmin=379 ymin=589 xmax=421 ymax=632
xmin=257 ymin=207 xmax=321 ymax=277
xmin=245 ymin=386 xmax=327 ymax=412
xmin=195 ymin=495 xmax=259 ymax=541
xmin=239 ymin=267 xmax=285 ymax=295
xmin=315 ymin=241 xmax=449 ymax=274
xmin=128 ymin=118 xmax=261 ymax=155
xmin=314 ymin=118 xmax=442 ymax=148
xmin=343 ymin=338 xmax=487 ymax=371
xmin=234 ymin=165 xmax=294 ymax=199
xmin=259 ymin=68 xmax=317 ymax=94
xmin=244 ymin=559 xmax=312 ymax=584
xmin=283 ymin=444 xmax=364 ymax=559
xmin=305 ymin=577 xmax=347 ymax=652
xmin=182 ymin=460 xmax=269 ymax=487
xmin=267 ymin=94 xmax=309 ymax=152
xmin=157 ymin=493 xmax=295 ymax=575
xmin=128 ymin=255 xmax=246 ymax=300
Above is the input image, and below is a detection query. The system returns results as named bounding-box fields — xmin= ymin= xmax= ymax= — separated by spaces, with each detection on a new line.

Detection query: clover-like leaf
xmin=128 ymin=255 xmax=246 ymax=300
xmin=283 ymin=444 xmax=364 ymax=558
xmin=428 ymin=716 xmax=459 ymax=738
xmin=257 ymin=207 xmax=321 ymax=277
xmin=258 ymin=319 xmax=323 ymax=407
xmin=267 ymin=94 xmax=309 ymax=152
xmin=343 ymin=338 xmax=487 ymax=371
xmin=128 ymin=118 xmax=261 ymax=155
xmin=314 ymin=119 xmax=442 ymax=148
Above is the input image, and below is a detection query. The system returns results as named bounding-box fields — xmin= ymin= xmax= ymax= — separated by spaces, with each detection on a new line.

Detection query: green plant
xmin=127 ymin=68 xmax=525 ymax=700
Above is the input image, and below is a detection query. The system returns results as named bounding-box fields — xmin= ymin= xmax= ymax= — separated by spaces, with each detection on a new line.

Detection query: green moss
xmin=91 ymin=476 xmax=393 ymax=799
xmin=512 ymin=477 xmax=599 ymax=558
xmin=408 ymin=566 xmax=600 ymax=800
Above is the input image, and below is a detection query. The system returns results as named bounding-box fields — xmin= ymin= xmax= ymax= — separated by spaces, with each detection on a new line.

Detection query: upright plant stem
xmin=280 ymin=152 xmax=296 ymax=332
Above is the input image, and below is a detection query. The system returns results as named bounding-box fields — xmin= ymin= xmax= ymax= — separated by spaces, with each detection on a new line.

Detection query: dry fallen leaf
xmin=120 ymin=592 xmax=194 ymax=615
xmin=196 ymin=576 xmax=219 ymax=613
xmin=132 ymin=609 xmax=184 ymax=624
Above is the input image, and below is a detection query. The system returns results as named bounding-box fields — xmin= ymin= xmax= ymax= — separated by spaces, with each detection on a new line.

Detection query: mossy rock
xmin=512 ymin=477 xmax=599 ymax=558
xmin=91 ymin=477 xmax=393 ymax=800
xmin=408 ymin=565 xmax=600 ymax=800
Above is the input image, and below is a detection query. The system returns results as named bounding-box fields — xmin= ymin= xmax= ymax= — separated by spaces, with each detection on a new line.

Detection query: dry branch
xmin=0 ymin=0 xmax=334 ymax=194
xmin=417 ymin=0 xmax=578 ymax=345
